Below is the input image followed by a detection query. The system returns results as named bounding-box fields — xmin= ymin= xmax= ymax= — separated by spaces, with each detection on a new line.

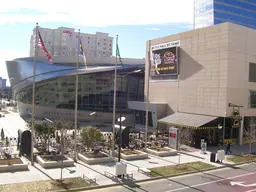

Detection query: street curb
xmin=179 ymin=151 xmax=205 ymax=160
xmin=56 ymin=165 xmax=226 ymax=192
xmin=56 ymin=161 xmax=254 ymax=192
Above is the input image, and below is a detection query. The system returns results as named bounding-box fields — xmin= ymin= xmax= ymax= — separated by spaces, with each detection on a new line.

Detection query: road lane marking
xmin=246 ymin=189 xmax=256 ymax=192
xmin=165 ymin=172 xmax=256 ymax=192
xmin=231 ymin=181 xmax=256 ymax=187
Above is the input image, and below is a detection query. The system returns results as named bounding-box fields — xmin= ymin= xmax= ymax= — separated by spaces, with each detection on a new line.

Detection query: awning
xmin=158 ymin=112 xmax=218 ymax=129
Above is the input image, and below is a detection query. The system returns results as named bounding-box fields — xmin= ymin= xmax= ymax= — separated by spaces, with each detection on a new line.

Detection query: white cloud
xmin=0 ymin=0 xmax=194 ymax=26
xmin=146 ymin=28 xmax=160 ymax=31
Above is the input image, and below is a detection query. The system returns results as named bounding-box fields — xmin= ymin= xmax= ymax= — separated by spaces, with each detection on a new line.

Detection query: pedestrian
xmin=225 ymin=143 xmax=232 ymax=154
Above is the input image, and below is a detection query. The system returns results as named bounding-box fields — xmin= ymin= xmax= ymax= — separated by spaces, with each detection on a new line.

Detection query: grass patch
xmin=227 ymin=154 xmax=256 ymax=163
xmin=0 ymin=110 xmax=9 ymax=114
xmin=0 ymin=158 xmax=23 ymax=166
xmin=83 ymin=152 xmax=108 ymax=158
xmin=149 ymin=161 xmax=215 ymax=177
xmin=0 ymin=177 xmax=91 ymax=192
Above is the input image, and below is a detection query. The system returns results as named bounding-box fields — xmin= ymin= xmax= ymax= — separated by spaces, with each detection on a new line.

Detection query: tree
xmin=27 ymin=120 xmax=54 ymax=152
xmin=80 ymin=126 xmax=103 ymax=151
xmin=52 ymin=119 xmax=74 ymax=183
xmin=177 ymin=128 xmax=194 ymax=166
xmin=244 ymin=117 xmax=256 ymax=154
xmin=1 ymin=128 xmax=4 ymax=141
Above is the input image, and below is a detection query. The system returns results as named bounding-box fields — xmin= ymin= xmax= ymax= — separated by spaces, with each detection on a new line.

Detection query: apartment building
xmin=30 ymin=27 xmax=113 ymax=58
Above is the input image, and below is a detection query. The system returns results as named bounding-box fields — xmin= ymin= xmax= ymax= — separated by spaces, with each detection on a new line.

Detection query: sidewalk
xmin=180 ymin=144 xmax=256 ymax=165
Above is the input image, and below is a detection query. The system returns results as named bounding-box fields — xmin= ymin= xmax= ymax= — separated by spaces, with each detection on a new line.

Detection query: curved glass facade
xmin=15 ymin=70 xmax=144 ymax=113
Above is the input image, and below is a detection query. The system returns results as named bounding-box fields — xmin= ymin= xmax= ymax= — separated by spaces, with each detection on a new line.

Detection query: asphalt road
xmin=89 ymin=163 xmax=256 ymax=192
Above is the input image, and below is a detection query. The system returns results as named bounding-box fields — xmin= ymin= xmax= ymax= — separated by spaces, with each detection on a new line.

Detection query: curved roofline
xmin=9 ymin=56 xmax=145 ymax=66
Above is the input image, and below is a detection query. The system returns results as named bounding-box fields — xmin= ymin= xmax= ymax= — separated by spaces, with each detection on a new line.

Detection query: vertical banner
xmin=169 ymin=127 xmax=179 ymax=150
xmin=150 ymin=40 xmax=180 ymax=77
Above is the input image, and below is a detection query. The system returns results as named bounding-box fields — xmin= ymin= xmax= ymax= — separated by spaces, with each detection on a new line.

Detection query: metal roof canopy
xmin=158 ymin=112 xmax=218 ymax=129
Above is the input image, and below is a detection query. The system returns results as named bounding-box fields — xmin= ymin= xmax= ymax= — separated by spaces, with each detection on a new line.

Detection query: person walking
xmin=225 ymin=143 xmax=232 ymax=154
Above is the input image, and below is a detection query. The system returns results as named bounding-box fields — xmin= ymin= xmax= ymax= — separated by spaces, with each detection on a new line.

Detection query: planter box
xmin=146 ymin=147 xmax=178 ymax=157
xmin=78 ymin=152 xmax=114 ymax=164
xmin=37 ymin=155 xmax=74 ymax=169
xmin=114 ymin=150 xmax=148 ymax=160
xmin=0 ymin=157 xmax=28 ymax=172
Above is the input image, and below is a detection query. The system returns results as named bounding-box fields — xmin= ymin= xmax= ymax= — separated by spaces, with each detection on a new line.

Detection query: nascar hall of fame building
xmin=128 ymin=22 xmax=256 ymax=147
xmin=6 ymin=56 xmax=145 ymax=128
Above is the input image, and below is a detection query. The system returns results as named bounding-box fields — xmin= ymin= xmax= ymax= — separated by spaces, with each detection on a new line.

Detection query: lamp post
xmin=223 ymin=112 xmax=227 ymax=146
xmin=115 ymin=69 xmax=141 ymax=162
xmin=145 ymin=40 xmax=151 ymax=150
xmin=89 ymin=112 xmax=96 ymax=127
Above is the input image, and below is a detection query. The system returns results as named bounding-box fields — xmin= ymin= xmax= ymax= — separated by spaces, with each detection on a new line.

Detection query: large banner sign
xmin=150 ymin=40 xmax=180 ymax=76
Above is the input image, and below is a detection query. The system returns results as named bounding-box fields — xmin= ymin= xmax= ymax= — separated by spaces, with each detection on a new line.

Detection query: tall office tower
xmin=194 ymin=0 xmax=256 ymax=29
xmin=30 ymin=27 xmax=113 ymax=58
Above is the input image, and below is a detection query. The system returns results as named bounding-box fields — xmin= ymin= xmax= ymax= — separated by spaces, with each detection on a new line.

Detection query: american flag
xmin=38 ymin=30 xmax=53 ymax=64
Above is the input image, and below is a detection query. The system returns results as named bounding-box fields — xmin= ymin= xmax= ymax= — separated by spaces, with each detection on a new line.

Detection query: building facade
xmin=6 ymin=56 xmax=144 ymax=128
xmin=129 ymin=22 xmax=256 ymax=146
xmin=30 ymin=27 xmax=113 ymax=58
xmin=194 ymin=0 xmax=256 ymax=29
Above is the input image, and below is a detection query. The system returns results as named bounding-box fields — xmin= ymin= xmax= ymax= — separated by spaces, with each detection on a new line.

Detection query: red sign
xmin=63 ymin=30 xmax=72 ymax=35
xmin=170 ymin=133 xmax=176 ymax=138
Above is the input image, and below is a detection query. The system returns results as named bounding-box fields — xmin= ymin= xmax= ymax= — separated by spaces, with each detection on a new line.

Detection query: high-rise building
xmin=30 ymin=27 xmax=113 ymax=58
xmin=194 ymin=0 xmax=256 ymax=29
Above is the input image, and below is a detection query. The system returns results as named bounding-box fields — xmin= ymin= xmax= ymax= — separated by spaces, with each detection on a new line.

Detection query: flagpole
xmin=112 ymin=34 xmax=118 ymax=156
xmin=31 ymin=23 xmax=38 ymax=166
xmin=74 ymin=29 xmax=80 ymax=162
xmin=145 ymin=40 xmax=151 ymax=150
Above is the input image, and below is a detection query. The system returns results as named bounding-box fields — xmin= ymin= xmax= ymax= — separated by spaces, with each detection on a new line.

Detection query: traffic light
xmin=231 ymin=109 xmax=242 ymax=128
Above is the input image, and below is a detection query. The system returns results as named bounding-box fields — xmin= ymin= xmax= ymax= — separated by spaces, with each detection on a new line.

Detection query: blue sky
xmin=0 ymin=0 xmax=194 ymax=84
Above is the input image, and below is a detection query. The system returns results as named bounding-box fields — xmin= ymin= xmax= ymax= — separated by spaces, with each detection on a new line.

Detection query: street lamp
xmin=89 ymin=112 xmax=96 ymax=127
xmin=223 ymin=112 xmax=227 ymax=146
xmin=117 ymin=116 xmax=126 ymax=162
xmin=112 ymin=69 xmax=141 ymax=156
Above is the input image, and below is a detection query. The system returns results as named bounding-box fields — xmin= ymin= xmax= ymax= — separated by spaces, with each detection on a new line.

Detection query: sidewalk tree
xmin=178 ymin=127 xmax=194 ymax=166
xmin=27 ymin=120 xmax=54 ymax=152
xmin=1 ymin=128 xmax=4 ymax=141
xmin=80 ymin=126 xmax=103 ymax=151
xmin=52 ymin=119 xmax=74 ymax=183
xmin=244 ymin=117 xmax=256 ymax=154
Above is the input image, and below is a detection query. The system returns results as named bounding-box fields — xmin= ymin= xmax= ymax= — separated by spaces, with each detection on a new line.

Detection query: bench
xmin=138 ymin=167 xmax=151 ymax=175
xmin=104 ymin=171 xmax=118 ymax=181
xmin=83 ymin=173 xmax=96 ymax=183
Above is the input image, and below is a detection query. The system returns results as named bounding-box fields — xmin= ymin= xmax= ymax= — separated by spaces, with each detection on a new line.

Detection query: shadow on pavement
xmin=32 ymin=164 xmax=54 ymax=180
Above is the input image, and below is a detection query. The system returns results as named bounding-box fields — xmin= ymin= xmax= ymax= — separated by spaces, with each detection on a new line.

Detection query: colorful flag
xmin=38 ymin=30 xmax=52 ymax=64
xmin=116 ymin=44 xmax=125 ymax=70
xmin=79 ymin=39 xmax=87 ymax=68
